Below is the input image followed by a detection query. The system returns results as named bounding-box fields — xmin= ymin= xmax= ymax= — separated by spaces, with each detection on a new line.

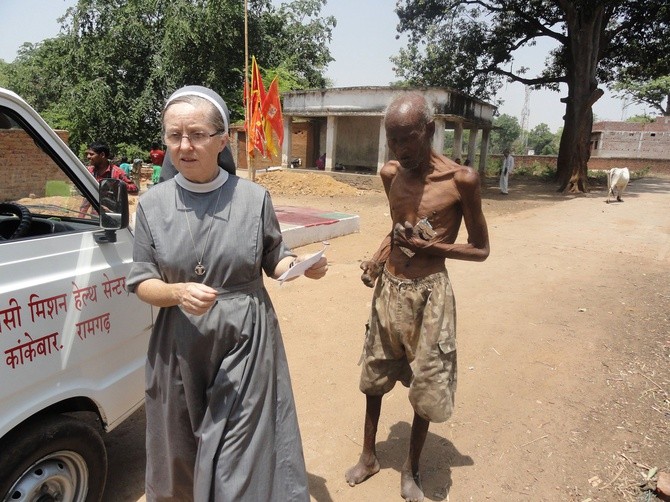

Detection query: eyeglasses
xmin=164 ymin=131 xmax=223 ymax=146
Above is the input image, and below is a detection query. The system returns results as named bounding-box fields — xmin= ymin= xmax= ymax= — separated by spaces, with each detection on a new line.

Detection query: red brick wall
xmin=591 ymin=129 xmax=670 ymax=159
xmin=0 ymin=129 xmax=71 ymax=201
xmin=586 ymin=156 xmax=670 ymax=174
xmin=490 ymin=154 xmax=670 ymax=175
xmin=233 ymin=122 xmax=314 ymax=170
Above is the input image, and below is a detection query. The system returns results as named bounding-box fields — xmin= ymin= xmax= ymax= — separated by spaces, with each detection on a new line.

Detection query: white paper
xmin=277 ymin=248 xmax=326 ymax=284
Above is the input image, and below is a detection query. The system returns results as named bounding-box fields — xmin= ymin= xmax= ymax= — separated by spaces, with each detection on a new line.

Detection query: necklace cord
xmin=180 ymin=185 xmax=224 ymax=275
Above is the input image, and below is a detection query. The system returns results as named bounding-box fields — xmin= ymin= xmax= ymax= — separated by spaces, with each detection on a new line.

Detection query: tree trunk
xmin=556 ymin=88 xmax=603 ymax=193
xmin=556 ymin=3 xmax=606 ymax=194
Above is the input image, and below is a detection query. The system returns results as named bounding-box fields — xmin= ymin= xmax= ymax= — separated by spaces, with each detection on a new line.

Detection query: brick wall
xmin=489 ymin=154 xmax=670 ymax=175
xmin=591 ymin=123 xmax=670 ymax=159
xmin=0 ymin=129 xmax=71 ymax=201
xmin=233 ymin=122 xmax=313 ymax=170
xmin=596 ymin=130 xmax=670 ymax=159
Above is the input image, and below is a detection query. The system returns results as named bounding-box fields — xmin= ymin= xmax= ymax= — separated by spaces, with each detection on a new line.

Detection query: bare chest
xmin=388 ymin=175 xmax=461 ymax=226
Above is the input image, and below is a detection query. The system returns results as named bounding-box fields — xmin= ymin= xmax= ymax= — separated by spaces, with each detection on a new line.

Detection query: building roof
xmin=282 ymin=86 xmax=496 ymax=128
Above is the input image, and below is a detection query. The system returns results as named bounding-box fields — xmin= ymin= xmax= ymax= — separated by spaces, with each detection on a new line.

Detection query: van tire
xmin=0 ymin=415 xmax=107 ymax=502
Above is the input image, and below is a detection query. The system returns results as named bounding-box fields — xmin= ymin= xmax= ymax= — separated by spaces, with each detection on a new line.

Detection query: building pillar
xmin=467 ymin=127 xmax=479 ymax=165
xmin=432 ymin=117 xmax=446 ymax=154
xmin=325 ymin=115 xmax=338 ymax=172
xmin=478 ymin=128 xmax=491 ymax=176
xmin=453 ymin=122 xmax=463 ymax=161
xmin=376 ymin=117 xmax=388 ymax=173
xmin=229 ymin=128 xmax=239 ymax=168
xmin=281 ymin=114 xmax=292 ymax=168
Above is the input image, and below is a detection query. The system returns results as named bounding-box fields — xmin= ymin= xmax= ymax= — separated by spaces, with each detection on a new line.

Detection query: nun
xmin=127 ymin=85 xmax=327 ymax=501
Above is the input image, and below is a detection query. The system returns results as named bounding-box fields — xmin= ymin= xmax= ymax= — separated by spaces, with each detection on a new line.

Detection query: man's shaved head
xmin=384 ymin=93 xmax=433 ymax=127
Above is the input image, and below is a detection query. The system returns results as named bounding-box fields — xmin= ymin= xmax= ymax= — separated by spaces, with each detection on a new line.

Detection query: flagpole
xmin=244 ymin=0 xmax=254 ymax=182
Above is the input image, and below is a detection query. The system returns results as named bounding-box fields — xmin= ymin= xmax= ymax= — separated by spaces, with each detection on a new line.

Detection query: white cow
xmin=607 ymin=167 xmax=630 ymax=203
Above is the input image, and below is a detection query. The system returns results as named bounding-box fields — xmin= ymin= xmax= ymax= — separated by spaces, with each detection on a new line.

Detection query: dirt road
xmin=103 ymin=174 xmax=669 ymax=502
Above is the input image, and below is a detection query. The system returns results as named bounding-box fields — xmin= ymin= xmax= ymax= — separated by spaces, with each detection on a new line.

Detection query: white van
xmin=0 ymin=88 xmax=152 ymax=501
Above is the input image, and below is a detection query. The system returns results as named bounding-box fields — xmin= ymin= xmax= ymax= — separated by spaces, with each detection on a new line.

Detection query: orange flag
xmin=246 ymin=56 xmax=268 ymax=158
xmin=252 ymin=56 xmax=266 ymax=107
xmin=245 ymin=57 xmax=265 ymax=126
xmin=262 ymin=76 xmax=284 ymax=151
xmin=250 ymin=103 xmax=266 ymax=158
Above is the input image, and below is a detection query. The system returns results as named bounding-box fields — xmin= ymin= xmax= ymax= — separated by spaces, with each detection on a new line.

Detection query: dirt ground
xmin=103 ymin=171 xmax=669 ymax=502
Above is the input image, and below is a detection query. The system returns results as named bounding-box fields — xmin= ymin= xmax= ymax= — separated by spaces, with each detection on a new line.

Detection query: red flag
xmin=245 ymin=56 xmax=265 ymax=125
xmin=251 ymin=56 xmax=266 ymax=107
xmin=250 ymin=103 xmax=266 ymax=158
xmin=247 ymin=56 xmax=269 ymax=158
xmin=262 ymin=76 xmax=284 ymax=146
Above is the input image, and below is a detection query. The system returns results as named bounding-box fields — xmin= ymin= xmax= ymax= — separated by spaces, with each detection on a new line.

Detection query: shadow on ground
xmin=102 ymin=406 xmax=146 ymax=502
xmin=372 ymin=421 xmax=474 ymax=501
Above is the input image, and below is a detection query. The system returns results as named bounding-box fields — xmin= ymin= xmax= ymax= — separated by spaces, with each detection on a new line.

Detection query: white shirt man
xmin=500 ymin=149 xmax=514 ymax=194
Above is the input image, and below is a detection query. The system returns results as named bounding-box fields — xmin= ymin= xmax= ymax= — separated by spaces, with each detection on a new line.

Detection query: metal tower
xmin=520 ymin=85 xmax=531 ymax=153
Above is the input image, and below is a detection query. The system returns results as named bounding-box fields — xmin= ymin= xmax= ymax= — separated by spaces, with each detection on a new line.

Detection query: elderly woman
xmin=127 ymin=85 xmax=327 ymax=501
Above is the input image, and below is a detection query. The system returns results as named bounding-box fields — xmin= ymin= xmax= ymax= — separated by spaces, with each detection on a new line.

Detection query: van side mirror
xmin=99 ymin=179 xmax=129 ymax=231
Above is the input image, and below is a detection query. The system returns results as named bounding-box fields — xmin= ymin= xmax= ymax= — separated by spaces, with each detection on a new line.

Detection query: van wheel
xmin=0 ymin=415 xmax=107 ymax=502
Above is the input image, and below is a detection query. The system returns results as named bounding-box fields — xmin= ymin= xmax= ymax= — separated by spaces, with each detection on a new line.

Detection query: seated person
xmin=118 ymin=156 xmax=132 ymax=175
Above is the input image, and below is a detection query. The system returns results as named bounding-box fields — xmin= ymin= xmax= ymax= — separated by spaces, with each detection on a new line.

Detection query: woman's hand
xmin=178 ymin=282 xmax=218 ymax=315
xmin=272 ymin=254 xmax=328 ymax=281
xmin=300 ymin=255 xmax=328 ymax=280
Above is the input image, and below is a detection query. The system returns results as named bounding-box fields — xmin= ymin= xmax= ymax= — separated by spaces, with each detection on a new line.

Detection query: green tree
xmin=626 ymin=114 xmax=654 ymax=123
xmin=526 ymin=123 xmax=558 ymax=155
xmin=392 ymin=0 xmax=670 ymax=193
xmin=0 ymin=60 xmax=10 ymax=88
xmin=260 ymin=0 xmax=336 ymax=89
xmin=6 ymin=38 xmax=75 ymax=132
xmin=5 ymin=0 xmax=334 ymax=155
xmin=613 ymin=76 xmax=670 ymax=117
xmin=491 ymin=114 xmax=521 ymax=154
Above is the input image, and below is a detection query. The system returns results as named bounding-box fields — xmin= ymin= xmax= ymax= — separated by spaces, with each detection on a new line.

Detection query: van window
xmin=0 ymin=107 xmax=99 ymax=241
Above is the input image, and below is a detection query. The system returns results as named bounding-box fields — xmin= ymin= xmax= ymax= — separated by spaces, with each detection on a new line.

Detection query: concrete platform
xmin=275 ymin=205 xmax=359 ymax=248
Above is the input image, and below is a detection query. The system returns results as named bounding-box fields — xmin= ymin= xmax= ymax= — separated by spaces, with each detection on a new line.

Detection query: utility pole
xmin=244 ymin=0 xmax=254 ymax=181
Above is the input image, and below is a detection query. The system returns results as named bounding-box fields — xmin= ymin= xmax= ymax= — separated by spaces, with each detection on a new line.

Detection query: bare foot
xmin=345 ymin=453 xmax=380 ymax=487
xmin=401 ymin=467 xmax=424 ymax=502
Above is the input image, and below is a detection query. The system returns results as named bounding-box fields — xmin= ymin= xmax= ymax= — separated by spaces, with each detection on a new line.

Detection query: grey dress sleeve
xmin=127 ymin=202 xmax=162 ymax=293
xmin=261 ymin=192 xmax=295 ymax=277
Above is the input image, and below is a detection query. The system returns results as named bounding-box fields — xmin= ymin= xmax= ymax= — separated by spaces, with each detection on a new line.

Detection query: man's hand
xmin=393 ymin=219 xmax=436 ymax=255
xmin=360 ymin=260 xmax=383 ymax=288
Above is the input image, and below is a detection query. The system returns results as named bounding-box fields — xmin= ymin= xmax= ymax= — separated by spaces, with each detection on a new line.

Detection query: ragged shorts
xmin=359 ymin=267 xmax=457 ymax=423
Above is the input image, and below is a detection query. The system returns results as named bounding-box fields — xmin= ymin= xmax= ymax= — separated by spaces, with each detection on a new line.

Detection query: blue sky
xmin=0 ymin=0 xmax=649 ymax=132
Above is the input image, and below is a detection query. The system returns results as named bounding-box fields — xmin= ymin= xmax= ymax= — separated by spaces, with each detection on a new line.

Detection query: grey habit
xmin=127 ymin=171 xmax=309 ymax=501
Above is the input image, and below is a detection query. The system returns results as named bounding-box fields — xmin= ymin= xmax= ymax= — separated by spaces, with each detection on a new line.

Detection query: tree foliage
xmin=526 ymin=123 xmax=559 ymax=155
xmin=490 ymin=114 xmax=521 ymax=153
xmin=612 ymin=76 xmax=670 ymax=117
xmin=626 ymin=114 xmax=655 ymax=124
xmin=0 ymin=60 xmax=10 ymax=88
xmin=392 ymin=0 xmax=670 ymax=193
xmin=4 ymin=0 xmax=335 ymax=156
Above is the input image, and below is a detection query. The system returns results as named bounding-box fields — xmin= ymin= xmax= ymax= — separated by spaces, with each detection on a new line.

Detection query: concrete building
xmin=246 ymin=86 xmax=496 ymax=174
xmin=590 ymin=117 xmax=670 ymax=159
